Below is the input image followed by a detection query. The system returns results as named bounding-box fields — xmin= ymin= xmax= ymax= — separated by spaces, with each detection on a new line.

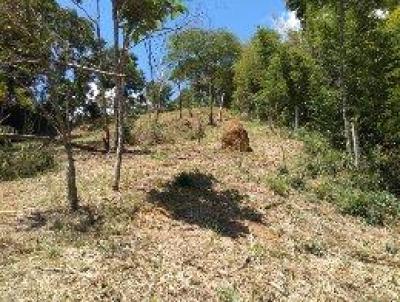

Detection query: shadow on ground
xmin=16 ymin=206 xmax=101 ymax=232
xmin=147 ymin=171 xmax=263 ymax=238
xmin=14 ymin=200 xmax=138 ymax=235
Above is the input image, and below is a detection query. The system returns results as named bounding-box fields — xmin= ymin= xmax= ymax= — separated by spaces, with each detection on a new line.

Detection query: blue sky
xmin=57 ymin=0 xmax=296 ymax=79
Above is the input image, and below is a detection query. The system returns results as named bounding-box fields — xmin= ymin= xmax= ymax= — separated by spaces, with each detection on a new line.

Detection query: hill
xmin=1 ymin=110 xmax=399 ymax=301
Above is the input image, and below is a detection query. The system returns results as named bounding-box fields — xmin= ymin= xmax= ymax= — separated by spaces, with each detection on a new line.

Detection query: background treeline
xmin=232 ymin=1 xmax=399 ymax=196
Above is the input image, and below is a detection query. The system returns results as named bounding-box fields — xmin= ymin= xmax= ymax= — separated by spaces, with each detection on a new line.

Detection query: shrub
xmin=296 ymin=130 xmax=350 ymax=177
xmin=265 ymin=175 xmax=290 ymax=197
xmin=295 ymin=130 xmax=400 ymax=225
xmin=302 ymin=240 xmax=326 ymax=257
xmin=133 ymin=121 xmax=171 ymax=146
xmin=314 ymin=180 xmax=400 ymax=225
xmin=0 ymin=125 xmax=15 ymax=146
xmin=123 ymin=124 xmax=134 ymax=144
xmin=216 ymin=286 xmax=240 ymax=302
xmin=343 ymin=191 xmax=400 ymax=226
xmin=369 ymin=147 xmax=400 ymax=196
xmin=0 ymin=143 xmax=55 ymax=181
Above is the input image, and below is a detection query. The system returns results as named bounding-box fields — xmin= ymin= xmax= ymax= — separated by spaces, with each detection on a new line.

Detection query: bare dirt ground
xmin=1 ymin=111 xmax=399 ymax=301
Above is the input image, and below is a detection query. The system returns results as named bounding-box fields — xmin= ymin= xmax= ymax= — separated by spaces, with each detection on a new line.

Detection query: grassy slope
xmin=0 ymin=109 xmax=399 ymax=301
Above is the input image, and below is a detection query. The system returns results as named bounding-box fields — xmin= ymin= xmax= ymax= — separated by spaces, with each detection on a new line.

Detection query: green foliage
xmin=0 ymin=143 xmax=55 ymax=181
xmin=369 ymin=147 xmax=400 ymax=196
xmin=146 ymin=81 xmax=173 ymax=110
xmin=122 ymin=124 xmax=133 ymax=145
xmin=233 ymin=28 xmax=280 ymax=117
xmin=294 ymin=130 xmax=400 ymax=225
xmin=295 ymin=130 xmax=350 ymax=176
xmin=314 ymin=180 xmax=400 ymax=226
xmin=302 ymin=240 xmax=326 ymax=257
xmin=235 ymin=2 xmax=399 ymax=180
xmin=217 ymin=286 xmax=240 ymax=302
xmin=119 ymin=0 xmax=185 ymax=42
xmin=167 ymin=28 xmax=241 ymax=107
xmin=265 ymin=174 xmax=290 ymax=197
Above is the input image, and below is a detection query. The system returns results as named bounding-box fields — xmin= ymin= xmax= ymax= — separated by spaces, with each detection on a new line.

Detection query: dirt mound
xmin=221 ymin=119 xmax=252 ymax=152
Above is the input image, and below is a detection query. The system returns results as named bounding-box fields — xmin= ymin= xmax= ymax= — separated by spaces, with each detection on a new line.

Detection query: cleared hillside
xmin=1 ymin=110 xmax=399 ymax=301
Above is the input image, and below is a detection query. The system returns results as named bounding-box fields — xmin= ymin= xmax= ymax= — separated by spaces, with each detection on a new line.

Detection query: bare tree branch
xmin=69 ymin=0 xmax=98 ymax=27
xmin=0 ymin=59 xmax=126 ymax=77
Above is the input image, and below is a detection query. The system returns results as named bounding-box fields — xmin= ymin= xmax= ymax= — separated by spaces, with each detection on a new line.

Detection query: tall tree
xmin=111 ymin=0 xmax=185 ymax=191
xmin=233 ymin=28 xmax=280 ymax=118
xmin=167 ymin=28 xmax=241 ymax=124
xmin=1 ymin=0 xmax=96 ymax=211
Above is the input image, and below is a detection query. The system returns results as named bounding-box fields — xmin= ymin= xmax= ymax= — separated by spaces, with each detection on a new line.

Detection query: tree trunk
xmin=338 ymin=0 xmax=352 ymax=155
xmin=218 ymin=93 xmax=225 ymax=122
xmin=155 ymin=99 xmax=160 ymax=123
xmin=343 ymin=106 xmax=352 ymax=154
xmin=209 ymin=83 xmax=214 ymax=125
xmin=112 ymin=109 xmax=124 ymax=191
xmin=95 ymin=0 xmax=110 ymax=153
xmin=65 ymin=142 xmax=79 ymax=211
xmin=112 ymin=39 xmax=128 ymax=190
xmin=294 ymin=105 xmax=300 ymax=130
xmin=101 ymin=90 xmax=110 ymax=153
xmin=189 ymin=93 xmax=193 ymax=118
xmin=112 ymin=0 xmax=120 ymax=150
xmin=178 ymin=82 xmax=182 ymax=119
xmin=351 ymin=120 xmax=360 ymax=168
xmin=111 ymin=0 xmax=126 ymax=191
xmin=112 ymin=64 xmax=125 ymax=191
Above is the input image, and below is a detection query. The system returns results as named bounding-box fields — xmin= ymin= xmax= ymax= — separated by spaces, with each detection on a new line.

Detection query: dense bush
xmin=294 ymin=130 xmax=350 ymax=176
xmin=314 ymin=180 xmax=399 ymax=225
xmin=0 ymin=143 xmax=56 ymax=181
xmin=369 ymin=147 xmax=400 ymax=197
xmin=293 ymin=130 xmax=400 ymax=225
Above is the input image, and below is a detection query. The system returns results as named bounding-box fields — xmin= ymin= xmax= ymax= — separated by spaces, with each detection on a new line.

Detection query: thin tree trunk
xmin=112 ymin=40 xmax=128 ymax=191
xmin=294 ymin=105 xmax=299 ymax=130
xmin=112 ymin=0 xmax=119 ymax=150
xmin=339 ymin=0 xmax=352 ymax=155
xmin=189 ymin=94 xmax=193 ymax=118
xmin=112 ymin=61 xmax=125 ymax=191
xmin=155 ymin=89 xmax=160 ymax=123
xmin=112 ymin=94 xmax=124 ymax=191
xmin=95 ymin=0 xmax=110 ymax=153
xmin=101 ymin=90 xmax=110 ymax=153
xmin=351 ymin=120 xmax=360 ymax=168
xmin=65 ymin=142 xmax=79 ymax=211
xmin=178 ymin=82 xmax=182 ymax=119
xmin=218 ymin=93 xmax=224 ymax=122
xmin=343 ymin=107 xmax=352 ymax=154
xmin=209 ymin=83 xmax=214 ymax=125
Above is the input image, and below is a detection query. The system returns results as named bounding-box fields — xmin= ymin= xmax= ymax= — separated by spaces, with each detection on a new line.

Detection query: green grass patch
xmin=265 ymin=174 xmax=290 ymax=197
xmin=0 ymin=142 xmax=56 ymax=181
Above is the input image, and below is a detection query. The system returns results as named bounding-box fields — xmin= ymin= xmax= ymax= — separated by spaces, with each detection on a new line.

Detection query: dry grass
xmin=1 ymin=109 xmax=399 ymax=301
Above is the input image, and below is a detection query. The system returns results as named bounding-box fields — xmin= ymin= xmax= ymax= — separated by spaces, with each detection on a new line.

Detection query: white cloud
xmin=274 ymin=11 xmax=301 ymax=38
